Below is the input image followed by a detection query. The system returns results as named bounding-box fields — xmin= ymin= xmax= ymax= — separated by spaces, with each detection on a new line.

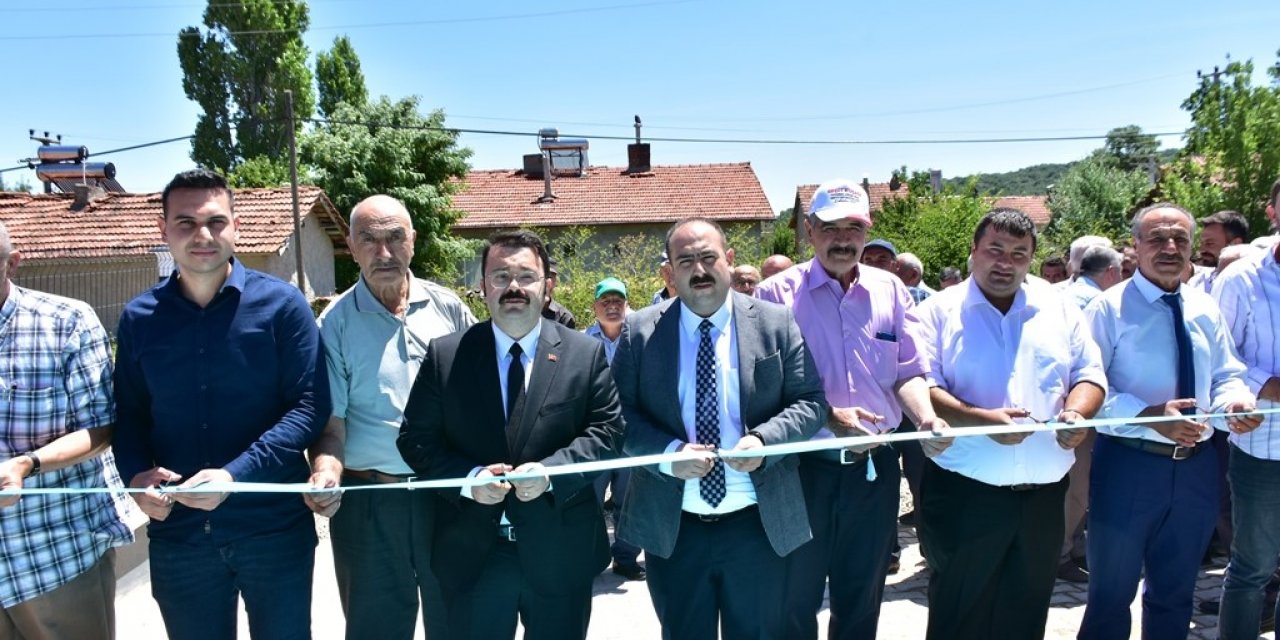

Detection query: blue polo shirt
xmin=113 ymin=258 xmax=330 ymax=544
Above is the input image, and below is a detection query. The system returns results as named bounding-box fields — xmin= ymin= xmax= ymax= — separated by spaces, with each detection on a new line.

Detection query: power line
xmin=306 ymin=117 xmax=1185 ymax=145
xmin=0 ymin=0 xmax=704 ymax=40
xmin=0 ymin=135 xmax=193 ymax=174
xmin=0 ymin=0 xmax=360 ymax=12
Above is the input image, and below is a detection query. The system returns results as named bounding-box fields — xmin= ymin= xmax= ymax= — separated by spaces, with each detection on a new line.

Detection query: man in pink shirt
xmin=757 ymin=179 xmax=950 ymax=640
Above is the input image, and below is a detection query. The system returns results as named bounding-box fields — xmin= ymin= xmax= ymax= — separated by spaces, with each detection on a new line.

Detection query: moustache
xmin=827 ymin=246 xmax=856 ymax=256
xmin=688 ymin=274 xmax=716 ymax=287
xmin=500 ymin=291 xmax=531 ymax=304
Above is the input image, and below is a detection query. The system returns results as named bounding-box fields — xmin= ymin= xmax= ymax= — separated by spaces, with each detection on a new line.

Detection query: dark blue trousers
xmin=1078 ymin=435 xmax=1220 ymax=640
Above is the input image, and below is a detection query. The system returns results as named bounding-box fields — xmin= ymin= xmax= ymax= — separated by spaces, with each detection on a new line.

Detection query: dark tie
xmin=506 ymin=343 xmax=525 ymax=421
xmin=695 ymin=319 xmax=726 ymax=507
xmin=1161 ymin=292 xmax=1196 ymax=415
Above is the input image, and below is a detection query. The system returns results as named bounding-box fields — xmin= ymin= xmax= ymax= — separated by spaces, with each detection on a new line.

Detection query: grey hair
xmin=1068 ymin=235 xmax=1113 ymax=272
xmin=896 ymin=252 xmax=924 ymax=275
xmin=1078 ymin=245 xmax=1121 ymax=278
xmin=0 ymin=220 xmax=10 ymax=256
xmin=1131 ymin=202 xmax=1197 ymax=239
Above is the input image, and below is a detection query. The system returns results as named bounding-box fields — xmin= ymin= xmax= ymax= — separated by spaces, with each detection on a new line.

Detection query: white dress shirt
xmin=1213 ymin=248 xmax=1280 ymax=459
xmin=659 ymin=297 xmax=757 ymax=514
xmin=459 ymin=322 xmax=542 ymax=501
xmin=917 ymin=278 xmax=1106 ymax=485
xmin=1085 ymin=269 xmax=1252 ymax=444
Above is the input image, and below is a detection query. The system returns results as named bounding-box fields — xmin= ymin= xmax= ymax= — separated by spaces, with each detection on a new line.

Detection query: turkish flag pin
xmin=548 ymin=354 xmax=558 ymax=362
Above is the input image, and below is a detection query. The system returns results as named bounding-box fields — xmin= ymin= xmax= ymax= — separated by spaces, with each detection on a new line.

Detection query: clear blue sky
xmin=1 ymin=0 xmax=1277 ymax=212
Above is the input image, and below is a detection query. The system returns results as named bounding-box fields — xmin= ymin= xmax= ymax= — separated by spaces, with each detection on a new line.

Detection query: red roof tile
xmin=991 ymin=195 xmax=1052 ymax=228
xmin=0 ymin=187 xmax=348 ymax=262
xmin=451 ymin=163 xmax=774 ymax=230
xmin=794 ymin=182 xmax=909 ymax=214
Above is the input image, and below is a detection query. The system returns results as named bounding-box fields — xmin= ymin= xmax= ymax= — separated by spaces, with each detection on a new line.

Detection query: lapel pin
xmin=547 ymin=354 xmax=558 ymax=362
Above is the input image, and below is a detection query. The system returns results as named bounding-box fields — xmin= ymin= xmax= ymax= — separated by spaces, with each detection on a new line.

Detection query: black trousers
xmin=920 ymin=461 xmax=1068 ymax=640
xmin=647 ymin=506 xmax=785 ymax=640
xmin=783 ymin=446 xmax=900 ymax=640
xmin=441 ymin=540 xmax=592 ymax=640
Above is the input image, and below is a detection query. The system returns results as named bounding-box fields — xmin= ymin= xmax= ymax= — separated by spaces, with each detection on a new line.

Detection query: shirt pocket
xmin=0 ymin=384 xmax=60 ymax=450
xmin=865 ymin=338 xmax=901 ymax=388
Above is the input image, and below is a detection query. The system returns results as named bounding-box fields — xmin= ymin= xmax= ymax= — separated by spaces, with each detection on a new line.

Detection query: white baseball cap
xmin=809 ymin=179 xmax=872 ymax=225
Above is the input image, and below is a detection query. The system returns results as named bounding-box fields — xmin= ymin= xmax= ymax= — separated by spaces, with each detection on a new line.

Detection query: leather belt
xmin=342 ymin=469 xmax=416 ymax=484
xmin=1104 ymin=434 xmax=1208 ymax=461
xmin=682 ymin=504 xmax=758 ymax=524
xmin=1007 ymin=483 xmax=1053 ymax=492
xmin=803 ymin=448 xmax=870 ymax=466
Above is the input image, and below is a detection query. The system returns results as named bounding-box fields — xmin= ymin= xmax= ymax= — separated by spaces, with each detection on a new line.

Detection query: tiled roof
xmin=451 ymin=163 xmax=774 ymax=230
xmin=991 ymin=195 xmax=1052 ymax=228
xmin=794 ymin=182 xmax=908 ymax=214
xmin=0 ymin=187 xmax=348 ymax=262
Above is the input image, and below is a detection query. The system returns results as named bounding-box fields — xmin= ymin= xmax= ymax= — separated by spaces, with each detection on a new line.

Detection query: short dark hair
xmin=161 ymin=168 xmax=233 ymax=219
xmin=973 ymin=208 xmax=1037 ymax=252
xmin=1040 ymin=255 xmax=1066 ymax=273
xmin=1201 ymin=210 xmax=1249 ymax=242
xmin=940 ymin=266 xmax=962 ymax=282
xmin=481 ymin=229 xmax=551 ymax=279
xmin=665 ymin=217 xmax=728 ymax=258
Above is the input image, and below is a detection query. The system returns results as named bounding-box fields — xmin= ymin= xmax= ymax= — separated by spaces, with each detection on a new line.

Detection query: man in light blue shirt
xmin=1212 ymin=180 xmax=1280 ymax=639
xmin=585 ymin=277 xmax=645 ymax=580
xmin=1080 ymin=202 xmax=1261 ymax=640
xmin=306 ymin=195 xmax=475 ymax=640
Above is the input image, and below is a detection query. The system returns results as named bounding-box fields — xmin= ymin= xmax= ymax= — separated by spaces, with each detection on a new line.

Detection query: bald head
xmin=350 ymin=195 xmax=412 ymax=232
xmin=348 ymin=195 xmax=416 ymax=302
xmin=760 ymin=254 xmax=794 ymax=279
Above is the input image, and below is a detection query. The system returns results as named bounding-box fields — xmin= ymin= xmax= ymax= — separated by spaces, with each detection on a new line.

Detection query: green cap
xmin=594 ymin=277 xmax=628 ymax=300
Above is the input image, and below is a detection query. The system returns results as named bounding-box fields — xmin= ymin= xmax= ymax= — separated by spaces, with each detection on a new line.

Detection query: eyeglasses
xmin=486 ymin=271 xmax=544 ymax=289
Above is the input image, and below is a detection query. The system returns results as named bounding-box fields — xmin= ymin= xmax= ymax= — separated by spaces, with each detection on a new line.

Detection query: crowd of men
xmin=1 ymin=167 xmax=1279 ymax=640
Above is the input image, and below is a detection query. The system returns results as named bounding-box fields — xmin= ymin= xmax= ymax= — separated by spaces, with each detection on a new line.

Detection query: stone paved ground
xmin=115 ymin=480 xmax=1276 ymax=639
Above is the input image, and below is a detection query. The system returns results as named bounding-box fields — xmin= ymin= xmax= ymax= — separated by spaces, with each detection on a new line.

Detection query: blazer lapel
xmin=732 ymin=292 xmax=762 ymax=423
xmin=462 ymin=322 xmax=509 ymax=460
xmin=651 ymin=301 xmax=686 ymax=436
xmin=510 ymin=319 xmax=562 ymax=458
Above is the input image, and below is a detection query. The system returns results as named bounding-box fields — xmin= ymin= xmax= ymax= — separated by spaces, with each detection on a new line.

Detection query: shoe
xmin=887 ymin=556 xmax=901 ymax=575
xmin=611 ymin=561 xmax=646 ymax=581
xmin=1057 ymin=561 xmax=1089 ymax=583
xmin=1198 ymin=598 xmax=1220 ymax=615
xmin=898 ymin=510 xmax=917 ymax=526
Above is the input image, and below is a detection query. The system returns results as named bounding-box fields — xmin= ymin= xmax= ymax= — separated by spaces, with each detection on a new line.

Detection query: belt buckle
xmin=498 ymin=525 xmax=516 ymax=542
xmin=1171 ymin=445 xmax=1192 ymax=461
xmin=840 ymin=449 xmax=859 ymax=465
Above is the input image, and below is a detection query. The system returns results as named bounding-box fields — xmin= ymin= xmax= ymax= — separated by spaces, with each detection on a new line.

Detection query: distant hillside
xmin=945 ymin=149 xmax=1179 ymax=196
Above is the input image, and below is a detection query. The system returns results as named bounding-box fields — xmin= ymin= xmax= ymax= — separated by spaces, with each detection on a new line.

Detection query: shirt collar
xmin=353 ymin=272 xmax=428 ymax=314
xmin=1076 ymin=276 xmax=1103 ymax=292
xmin=804 ymin=259 xmax=856 ymax=293
xmin=0 ymin=284 xmax=21 ymax=327
xmin=493 ymin=319 xmax=542 ymax=359
xmin=1131 ymin=268 xmax=1183 ymax=303
xmin=679 ymin=295 xmax=733 ymax=338
xmin=160 ymin=256 xmax=246 ymax=300
xmin=960 ymin=276 xmax=1035 ymax=313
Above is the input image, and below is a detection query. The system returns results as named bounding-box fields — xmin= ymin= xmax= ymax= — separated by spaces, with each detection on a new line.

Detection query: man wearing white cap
xmin=757 ymin=179 xmax=950 ymax=640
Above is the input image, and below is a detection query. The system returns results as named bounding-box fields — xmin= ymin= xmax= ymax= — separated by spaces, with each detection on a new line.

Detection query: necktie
xmin=1161 ymin=292 xmax=1196 ymax=415
xmin=695 ymin=319 xmax=726 ymax=507
xmin=506 ymin=343 xmax=525 ymax=421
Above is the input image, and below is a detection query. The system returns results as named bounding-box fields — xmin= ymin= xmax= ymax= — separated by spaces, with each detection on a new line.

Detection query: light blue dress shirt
xmin=1213 ymin=247 xmax=1280 ymax=459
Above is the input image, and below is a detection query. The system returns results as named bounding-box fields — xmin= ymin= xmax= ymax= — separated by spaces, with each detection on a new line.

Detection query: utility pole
xmin=285 ymin=90 xmax=307 ymax=295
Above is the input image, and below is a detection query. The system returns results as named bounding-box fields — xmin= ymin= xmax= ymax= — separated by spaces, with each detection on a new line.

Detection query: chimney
xmin=889 ymin=173 xmax=902 ymax=192
xmin=929 ymin=169 xmax=943 ymax=193
xmin=626 ymin=115 xmax=651 ymax=174
xmin=861 ymin=175 xmax=871 ymax=195
xmin=522 ymin=154 xmax=544 ymax=179
xmin=71 ymin=183 xmax=105 ymax=211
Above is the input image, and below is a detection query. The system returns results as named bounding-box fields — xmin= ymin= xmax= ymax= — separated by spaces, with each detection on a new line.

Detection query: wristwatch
xmin=20 ymin=451 xmax=41 ymax=476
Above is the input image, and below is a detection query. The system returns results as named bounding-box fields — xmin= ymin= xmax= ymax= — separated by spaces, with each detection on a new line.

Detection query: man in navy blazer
xmin=398 ymin=230 xmax=623 ymax=640
xmin=613 ymin=218 xmax=827 ymax=639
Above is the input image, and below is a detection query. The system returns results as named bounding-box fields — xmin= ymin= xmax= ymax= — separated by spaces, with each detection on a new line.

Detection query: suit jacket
xmin=397 ymin=319 xmax=623 ymax=594
xmin=613 ymin=292 xmax=827 ymax=559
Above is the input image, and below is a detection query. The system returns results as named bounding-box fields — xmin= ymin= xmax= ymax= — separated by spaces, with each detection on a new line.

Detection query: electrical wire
xmin=0 ymin=135 xmax=193 ymax=174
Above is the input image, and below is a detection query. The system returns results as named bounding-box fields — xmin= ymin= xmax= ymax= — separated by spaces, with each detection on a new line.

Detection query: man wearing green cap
xmin=586 ymin=277 xmax=645 ymax=579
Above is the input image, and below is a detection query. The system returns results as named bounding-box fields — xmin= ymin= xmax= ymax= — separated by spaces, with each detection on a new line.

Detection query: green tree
xmin=300 ymin=96 xmax=472 ymax=285
xmin=177 ymin=0 xmax=315 ymax=174
xmin=1161 ymin=57 xmax=1280 ymax=232
xmin=315 ymin=35 xmax=368 ymax=118
xmin=874 ymin=170 xmax=989 ymax=288
xmin=227 ymin=154 xmax=291 ymax=188
xmin=1095 ymin=125 xmax=1160 ymax=173
xmin=1044 ymin=155 xmax=1151 ymax=250
xmin=0 ymin=175 xmax=33 ymax=193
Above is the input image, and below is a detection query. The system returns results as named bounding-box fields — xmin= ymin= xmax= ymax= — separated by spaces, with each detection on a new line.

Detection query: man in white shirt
xmin=1212 ymin=180 xmax=1280 ymax=639
xmin=1079 ymin=202 xmax=1261 ymax=640
xmin=916 ymin=208 xmax=1105 ymax=640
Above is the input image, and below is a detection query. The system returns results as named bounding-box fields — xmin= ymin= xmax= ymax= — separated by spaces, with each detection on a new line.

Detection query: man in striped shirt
xmin=1211 ymin=179 xmax=1280 ymax=639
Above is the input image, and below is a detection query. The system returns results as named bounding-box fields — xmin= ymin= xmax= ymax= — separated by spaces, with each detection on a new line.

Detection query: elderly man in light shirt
xmin=306 ymin=195 xmax=476 ymax=640
xmin=916 ymin=208 xmax=1105 ymax=640
xmin=757 ymin=179 xmax=949 ymax=640
xmin=1212 ymin=180 xmax=1280 ymax=640
xmin=1079 ymin=202 xmax=1261 ymax=640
